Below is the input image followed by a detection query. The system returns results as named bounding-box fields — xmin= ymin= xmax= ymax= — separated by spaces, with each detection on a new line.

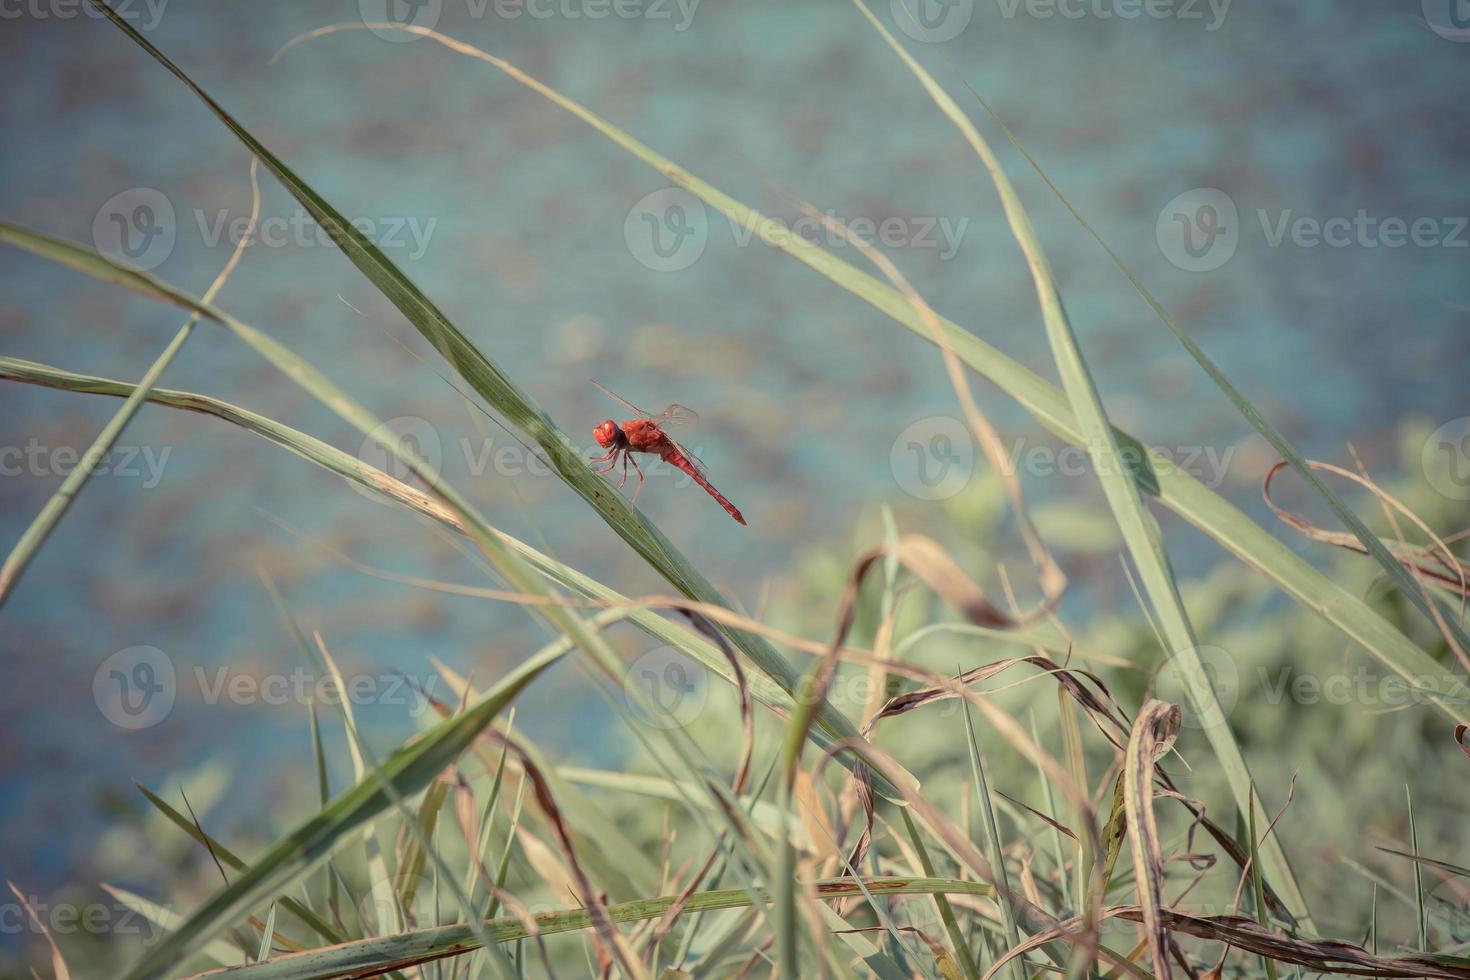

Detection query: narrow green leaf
xmin=258 ymin=17 xmax=1467 ymax=739
xmin=185 ymin=878 xmax=995 ymax=980
xmin=846 ymin=0 xmax=1311 ymax=927
xmin=0 ymin=322 xmax=195 ymax=608
xmin=81 ymin=0 xmax=878 ymax=784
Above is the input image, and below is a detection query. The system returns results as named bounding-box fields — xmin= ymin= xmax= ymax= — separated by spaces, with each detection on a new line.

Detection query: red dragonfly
xmin=590 ymin=381 xmax=746 ymax=526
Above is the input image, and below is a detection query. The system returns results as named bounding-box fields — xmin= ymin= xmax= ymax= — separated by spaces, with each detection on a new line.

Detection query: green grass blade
xmin=959 ymin=694 xmax=1023 ymax=979
xmin=130 ymin=782 xmax=343 ymax=947
xmin=845 ymin=0 xmax=1311 ymax=928
xmin=901 ymin=788 xmax=979 ymax=980
xmin=1410 ymin=786 xmax=1427 ymax=955
xmin=81 ymin=1 xmax=875 ymax=778
xmin=123 ymin=648 xmax=545 ymax=979
xmin=0 ymin=321 xmax=195 ymax=608
xmin=0 ymin=355 xmax=846 ymax=754
xmin=952 ymin=76 xmax=1470 ymax=655
xmin=234 ymin=20 xmax=1470 ymax=736
xmin=184 ymin=878 xmax=995 ymax=980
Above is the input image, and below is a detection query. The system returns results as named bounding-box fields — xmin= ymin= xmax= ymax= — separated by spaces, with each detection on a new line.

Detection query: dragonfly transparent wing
xmin=591 ymin=379 xmax=653 ymax=419
xmin=651 ymin=403 xmax=699 ymax=428
xmin=664 ymin=434 xmax=710 ymax=477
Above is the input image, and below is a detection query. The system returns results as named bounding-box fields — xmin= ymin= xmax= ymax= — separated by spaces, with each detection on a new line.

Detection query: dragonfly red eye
xmin=593 ymin=419 xmax=619 ymax=447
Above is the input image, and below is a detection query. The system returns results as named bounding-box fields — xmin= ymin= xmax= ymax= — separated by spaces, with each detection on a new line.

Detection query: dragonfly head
xmin=593 ymin=419 xmax=622 ymax=448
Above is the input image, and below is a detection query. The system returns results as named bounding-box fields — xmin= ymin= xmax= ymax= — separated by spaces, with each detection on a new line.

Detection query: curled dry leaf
xmin=1124 ymin=699 xmax=1183 ymax=980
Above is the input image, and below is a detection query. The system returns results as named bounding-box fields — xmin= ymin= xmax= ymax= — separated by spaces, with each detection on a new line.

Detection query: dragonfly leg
xmin=629 ymin=455 xmax=646 ymax=505
xmin=617 ymin=452 xmax=631 ymax=490
xmin=594 ymin=448 xmax=621 ymax=474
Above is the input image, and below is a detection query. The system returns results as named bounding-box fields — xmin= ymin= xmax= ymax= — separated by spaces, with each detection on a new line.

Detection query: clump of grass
xmin=3 ymin=2 xmax=1469 ymax=977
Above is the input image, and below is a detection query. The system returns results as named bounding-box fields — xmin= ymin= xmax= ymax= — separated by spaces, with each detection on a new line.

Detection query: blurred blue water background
xmin=1 ymin=0 xmax=1467 ymax=915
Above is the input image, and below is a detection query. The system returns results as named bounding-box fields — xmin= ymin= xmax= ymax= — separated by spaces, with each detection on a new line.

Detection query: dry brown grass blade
xmin=845 ymin=535 xmax=1051 ymax=632
xmin=479 ymin=734 xmax=643 ymax=980
xmin=840 ymin=653 xmax=1125 ymax=881
xmin=987 ymin=902 xmax=1470 ymax=980
xmin=784 ymin=531 xmax=1062 ymax=875
xmin=862 ymin=655 xmax=1129 ymax=745
xmin=641 ymin=612 xmax=756 ymax=955
xmin=773 ymin=190 xmax=1067 ymax=618
xmin=1263 ymin=461 xmax=1470 ymax=635
xmin=810 ymin=738 xmax=1060 ymax=948
xmin=1124 ymin=700 xmax=1183 ymax=980
xmin=7 ymin=882 xmax=72 ymax=980
xmin=1265 ymin=457 xmax=1470 ymax=685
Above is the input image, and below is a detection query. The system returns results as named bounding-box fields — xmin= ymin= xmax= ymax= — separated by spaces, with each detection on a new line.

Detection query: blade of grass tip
xmin=101 ymin=885 xmax=246 ymax=969
xmin=130 ymin=782 xmax=343 ymax=946
xmin=465 ymin=715 xmax=514 ymax=906
xmin=125 ymin=638 xmax=546 ymax=980
xmin=305 ymin=699 xmax=340 ymax=917
xmin=256 ymin=904 xmax=277 ymax=964
xmin=7 ymin=883 xmax=73 ymax=980
xmin=307 ymin=633 xmax=395 ymax=939
xmin=899 ymin=808 xmax=980 ymax=980
xmin=257 ymin=575 xmax=396 ymax=940
xmin=946 ymin=67 xmax=1470 ymax=659
xmin=1371 ymin=883 xmax=1379 ymax=957
xmin=1376 ymin=848 xmax=1470 ymax=881
xmin=250 ymin=16 xmax=1468 ymax=737
xmin=958 ymin=681 xmax=1023 ymax=980
xmin=1248 ymin=785 xmax=1279 ymax=980
xmin=0 ymin=159 xmax=259 ymax=610
xmin=846 ymin=0 xmax=1312 ymax=930
xmin=82 ymin=4 xmax=881 ymax=788
xmin=321 ymin=646 xmax=536 ymax=980
xmin=1410 ymin=785 xmax=1427 ymax=956
xmin=1027 ymin=709 xmax=1070 ymax=914
xmin=485 ymin=777 xmax=527 ymax=921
